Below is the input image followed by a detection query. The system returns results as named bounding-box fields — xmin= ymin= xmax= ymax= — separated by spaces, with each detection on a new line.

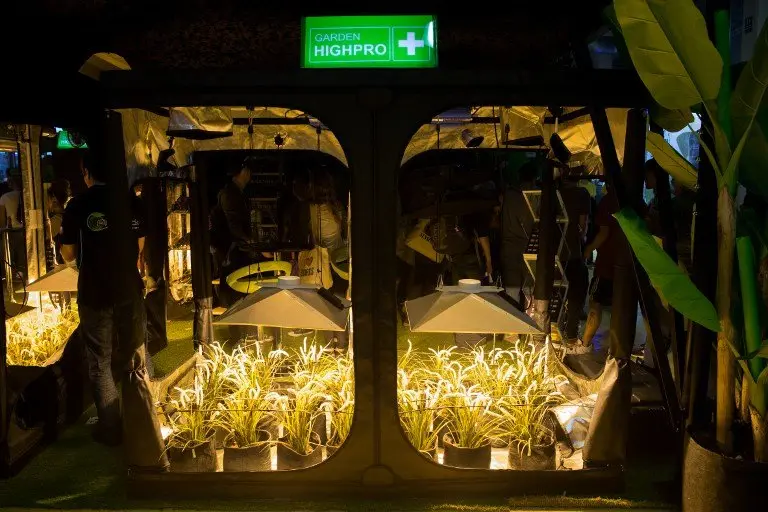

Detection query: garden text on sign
xmin=302 ymin=15 xmax=438 ymax=68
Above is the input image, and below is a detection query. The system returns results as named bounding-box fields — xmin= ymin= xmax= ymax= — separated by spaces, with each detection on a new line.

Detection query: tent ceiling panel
xmin=119 ymin=106 xmax=347 ymax=180
xmin=402 ymin=106 xmax=629 ymax=176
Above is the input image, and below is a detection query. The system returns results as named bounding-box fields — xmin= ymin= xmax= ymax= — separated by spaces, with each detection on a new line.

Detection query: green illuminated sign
xmin=57 ymin=130 xmax=88 ymax=150
xmin=302 ymin=15 xmax=437 ymax=68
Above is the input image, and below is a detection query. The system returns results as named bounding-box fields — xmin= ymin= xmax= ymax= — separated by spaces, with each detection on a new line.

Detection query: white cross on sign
xmin=398 ymin=32 xmax=425 ymax=56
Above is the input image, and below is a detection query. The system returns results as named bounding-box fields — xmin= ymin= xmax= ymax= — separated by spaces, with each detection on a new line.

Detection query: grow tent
xmin=1 ymin=0 xmax=689 ymax=495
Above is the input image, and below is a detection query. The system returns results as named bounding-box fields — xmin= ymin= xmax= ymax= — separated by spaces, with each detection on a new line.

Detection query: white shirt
xmin=0 ymin=190 xmax=22 ymax=228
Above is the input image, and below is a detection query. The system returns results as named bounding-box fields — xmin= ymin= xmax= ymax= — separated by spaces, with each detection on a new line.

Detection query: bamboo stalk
xmin=716 ymin=188 xmax=736 ymax=453
xmin=736 ymin=236 xmax=767 ymax=417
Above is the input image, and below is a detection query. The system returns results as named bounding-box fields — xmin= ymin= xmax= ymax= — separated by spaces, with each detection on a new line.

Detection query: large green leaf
xmin=732 ymin=18 xmax=768 ymax=145
xmin=614 ymin=0 xmax=722 ymax=110
xmin=607 ymin=2 xmax=694 ymax=130
xmin=649 ymin=103 xmax=695 ymax=132
xmin=614 ymin=208 xmax=720 ymax=331
xmin=646 ymin=131 xmax=697 ymax=190
xmin=739 ymin=120 xmax=768 ymax=200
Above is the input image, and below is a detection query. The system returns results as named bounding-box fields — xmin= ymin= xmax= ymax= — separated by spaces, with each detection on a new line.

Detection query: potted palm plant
xmin=274 ymin=381 xmax=326 ymax=470
xmin=217 ymin=385 xmax=278 ymax=472
xmin=165 ymin=382 xmax=217 ymax=473
xmin=441 ymin=384 xmax=497 ymax=469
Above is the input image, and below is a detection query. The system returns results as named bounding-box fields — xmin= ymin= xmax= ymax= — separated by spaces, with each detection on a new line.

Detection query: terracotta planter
xmin=442 ymin=433 xmax=491 ymax=469
xmin=683 ymin=429 xmax=768 ymax=512
xmin=168 ymin=440 xmax=216 ymax=473
xmin=508 ymin=439 xmax=555 ymax=470
xmin=223 ymin=430 xmax=272 ymax=472
xmin=276 ymin=432 xmax=322 ymax=470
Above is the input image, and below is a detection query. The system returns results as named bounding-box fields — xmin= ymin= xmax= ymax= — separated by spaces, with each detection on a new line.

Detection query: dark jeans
xmin=79 ymin=299 xmax=148 ymax=432
xmin=564 ymin=258 xmax=588 ymax=340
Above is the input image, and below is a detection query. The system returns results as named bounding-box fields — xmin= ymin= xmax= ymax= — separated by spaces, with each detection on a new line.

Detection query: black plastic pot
xmin=223 ymin=430 xmax=272 ymax=472
xmin=313 ymin=413 xmax=328 ymax=445
xmin=442 ymin=433 xmax=492 ymax=469
xmin=683 ymin=429 xmax=768 ymax=512
xmin=508 ymin=440 xmax=555 ymax=470
xmin=436 ymin=423 xmax=450 ymax=449
xmin=214 ymin=426 xmax=227 ymax=449
xmin=168 ymin=440 xmax=216 ymax=473
xmin=276 ymin=432 xmax=322 ymax=470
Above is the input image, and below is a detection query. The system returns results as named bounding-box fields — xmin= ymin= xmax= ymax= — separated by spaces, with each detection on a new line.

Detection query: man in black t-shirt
xmin=60 ymin=154 xmax=147 ymax=447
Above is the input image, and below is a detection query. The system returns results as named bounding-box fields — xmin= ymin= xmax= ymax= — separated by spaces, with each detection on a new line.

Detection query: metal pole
xmin=532 ymin=160 xmax=556 ymax=336
xmin=0 ymin=245 xmax=7 ymax=475
xmin=189 ymin=159 xmax=213 ymax=348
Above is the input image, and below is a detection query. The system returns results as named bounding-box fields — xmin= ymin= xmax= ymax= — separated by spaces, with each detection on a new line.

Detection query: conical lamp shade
xmin=214 ymin=276 xmax=349 ymax=331
xmin=27 ymin=263 xmax=79 ymax=292
xmin=405 ymin=280 xmax=541 ymax=334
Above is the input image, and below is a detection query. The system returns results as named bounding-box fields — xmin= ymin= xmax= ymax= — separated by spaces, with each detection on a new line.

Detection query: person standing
xmin=580 ymin=184 xmax=620 ymax=351
xmin=46 ymin=179 xmax=71 ymax=265
xmin=0 ymin=174 xmax=26 ymax=285
xmin=59 ymin=153 xmax=148 ymax=446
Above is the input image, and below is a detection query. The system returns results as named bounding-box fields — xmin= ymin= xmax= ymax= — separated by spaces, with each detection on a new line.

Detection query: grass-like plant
xmin=324 ymin=355 xmax=355 ymax=446
xmin=291 ymin=339 xmax=337 ymax=388
xmin=166 ymin=379 xmax=217 ymax=450
xmin=397 ymin=374 xmax=446 ymax=453
xmin=274 ymin=380 xmax=327 ymax=455
xmin=216 ymin=384 xmax=279 ymax=448
xmin=440 ymin=383 xmax=499 ymax=449
xmin=6 ymin=308 xmax=79 ymax=366
xmin=495 ymin=342 xmax=566 ymax=456
xmin=328 ymin=387 xmax=354 ymax=447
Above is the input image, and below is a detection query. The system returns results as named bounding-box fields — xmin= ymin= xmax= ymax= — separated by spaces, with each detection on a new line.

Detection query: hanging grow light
xmin=214 ymin=276 xmax=350 ymax=331
xmin=405 ymin=279 xmax=542 ymax=334
xmin=26 ymin=262 xmax=79 ymax=292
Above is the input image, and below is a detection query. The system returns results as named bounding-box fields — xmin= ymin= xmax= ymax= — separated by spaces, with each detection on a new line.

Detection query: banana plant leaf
xmin=606 ymin=2 xmax=695 ymax=132
xmin=614 ymin=207 xmax=720 ymax=331
xmin=646 ymin=131 xmax=698 ymax=190
xmin=732 ymin=17 xmax=768 ymax=145
xmin=649 ymin=103 xmax=695 ymax=132
xmin=614 ymin=0 xmax=722 ymax=110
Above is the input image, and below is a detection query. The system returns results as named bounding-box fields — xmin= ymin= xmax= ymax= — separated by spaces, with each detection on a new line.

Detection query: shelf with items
xmin=522 ymin=189 xmax=570 ymax=331
xmin=166 ymin=180 xmax=193 ymax=304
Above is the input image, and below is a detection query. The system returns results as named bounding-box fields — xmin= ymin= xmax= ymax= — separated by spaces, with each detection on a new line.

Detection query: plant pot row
xmin=169 ymin=429 xmax=343 ymax=473
xmin=422 ymin=433 xmax=555 ymax=470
